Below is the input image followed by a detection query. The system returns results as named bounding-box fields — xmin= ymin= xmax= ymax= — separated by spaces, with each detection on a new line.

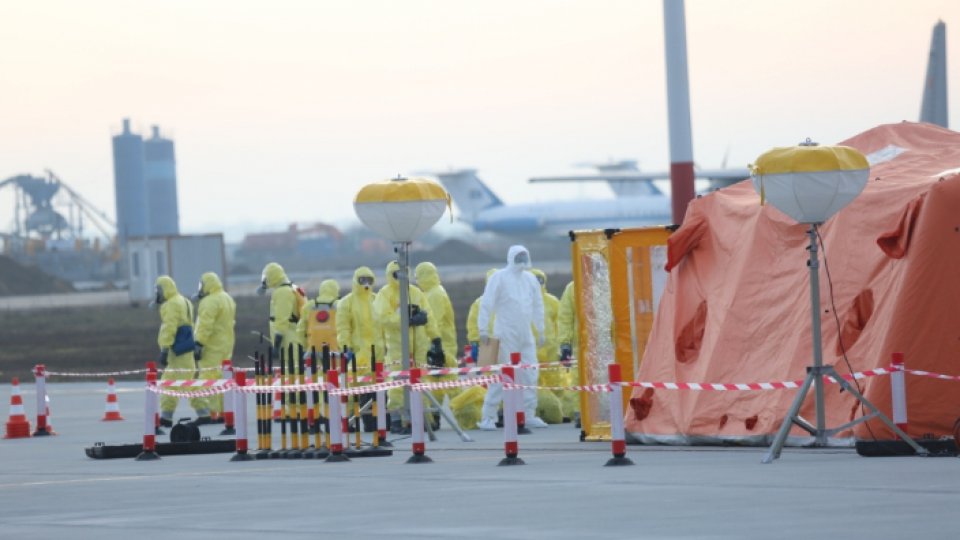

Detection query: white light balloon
xmin=751 ymin=142 xmax=869 ymax=224
xmin=353 ymin=176 xmax=450 ymax=242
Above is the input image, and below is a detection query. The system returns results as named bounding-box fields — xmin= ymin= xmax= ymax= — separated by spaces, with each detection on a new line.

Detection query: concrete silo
xmin=111 ymin=118 xmax=148 ymax=241
xmin=143 ymin=125 xmax=180 ymax=236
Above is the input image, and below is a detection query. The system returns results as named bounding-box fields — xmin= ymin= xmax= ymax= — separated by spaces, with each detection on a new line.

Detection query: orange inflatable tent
xmin=625 ymin=122 xmax=960 ymax=445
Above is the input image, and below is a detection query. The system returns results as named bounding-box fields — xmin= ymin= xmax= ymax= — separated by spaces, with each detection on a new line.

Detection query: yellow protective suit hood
xmin=415 ymin=261 xmax=440 ymax=291
xmin=352 ymin=266 xmax=376 ymax=295
xmin=262 ymin=262 xmax=288 ymax=289
xmin=531 ymin=268 xmax=547 ymax=291
xmin=316 ymin=279 xmax=340 ymax=304
xmin=156 ymin=275 xmax=178 ymax=302
xmin=385 ymin=260 xmax=400 ymax=288
xmin=199 ymin=272 xmax=224 ymax=298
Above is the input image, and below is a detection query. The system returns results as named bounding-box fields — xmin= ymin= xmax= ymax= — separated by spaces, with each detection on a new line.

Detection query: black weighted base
xmin=135 ymin=451 xmax=160 ymax=461
xmin=86 ymin=439 xmax=236 ymax=459
xmin=406 ymin=453 xmax=433 ymax=464
xmin=604 ymin=456 xmax=635 ymax=467
xmin=325 ymin=453 xmax=350 ymax=463
xmin=219 ymin=427 xmax=236 ymax=436
xmin=856 ymin=438 xmax=958 ymax=457
xmin=498 ymin=456 xmax=525 ymax=466
xmin=230 ymin=452 xmax=254 ymax=462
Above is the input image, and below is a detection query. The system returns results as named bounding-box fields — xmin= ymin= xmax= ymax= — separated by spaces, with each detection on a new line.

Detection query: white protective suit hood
xmin=506 ymin=245 xmax=531 ymax=272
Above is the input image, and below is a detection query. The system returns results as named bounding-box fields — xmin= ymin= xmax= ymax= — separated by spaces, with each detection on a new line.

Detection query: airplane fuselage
xmin=468 ymin=196 xmax=673 ymax=234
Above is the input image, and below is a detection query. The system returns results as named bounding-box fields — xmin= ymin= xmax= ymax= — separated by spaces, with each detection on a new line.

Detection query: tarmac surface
xmin=1 ymin=380 xmax=957 ymax=539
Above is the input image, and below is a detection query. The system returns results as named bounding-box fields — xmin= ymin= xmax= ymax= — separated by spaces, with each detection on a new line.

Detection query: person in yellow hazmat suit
xmin=297 ymin=279 xmax=340 ymax=355
xmin=374 ymin=260 xmax=442 ymax=433
xmin=257 ymin=262 xmax=302 ymax=358
xmin=154 ymin=275 xmax=209 ymax=427
xmin=414 ymin=262 xmax=461 ymax=413
xmin=449 ymin=268 xmax=496 ymax=430
xmin=337 ymin=268 xmax=384 ymax=432
xmin=558 ymin=280 xmax=580 ymax=426
xmin=531 ymin=268 xmax=564 ymax=424
xmin=192 ymin=272 xmax=236 ymax=421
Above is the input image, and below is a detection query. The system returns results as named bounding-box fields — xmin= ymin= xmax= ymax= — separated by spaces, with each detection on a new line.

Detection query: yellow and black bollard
xmin=255 ymin=353 xmax=271 ymax=460
xmin=297 ymin=345 xmax=310 ymax=456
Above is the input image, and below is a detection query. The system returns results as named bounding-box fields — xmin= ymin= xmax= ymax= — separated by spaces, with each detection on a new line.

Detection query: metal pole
xmin=663 ymin=0 xmax=696 ymax=224
xmin=807 ymin=225 xmax=827 ymax=445
xmin=397 ymin=241 xmax=412 ymax=424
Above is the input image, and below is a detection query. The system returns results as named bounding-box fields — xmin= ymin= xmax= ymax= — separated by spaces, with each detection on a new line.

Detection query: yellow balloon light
xmin=750 ymin=141 xmax=870 ymax=224
xmin=354 ymin=176 xmax=451 ymax=242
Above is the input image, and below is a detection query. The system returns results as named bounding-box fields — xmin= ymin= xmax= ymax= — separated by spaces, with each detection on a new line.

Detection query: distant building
xmin=237 ymin=223 xmax=343 ymax=267
xmin=143 ymin=126 xmax=179 ymax=236
xmin=112 ymin=118 xmax=180 ymax=242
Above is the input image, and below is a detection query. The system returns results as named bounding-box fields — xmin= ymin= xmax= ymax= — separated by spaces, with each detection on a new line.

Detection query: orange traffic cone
xmin=102 ymin=378 xmax=124 ymax=421
xmin=4 ymin=377 xmax=31 ymax=439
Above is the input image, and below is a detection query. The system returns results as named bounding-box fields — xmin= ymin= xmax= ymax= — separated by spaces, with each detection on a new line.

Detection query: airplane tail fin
xmin=432 ymin=169 xmax=503 ymax=223
xmin=920 ymin=20 xmax=948 ymax=128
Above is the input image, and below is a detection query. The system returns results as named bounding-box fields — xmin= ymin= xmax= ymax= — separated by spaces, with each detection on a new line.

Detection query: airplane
xmin=529 ymin=159 xmax=750 ymax=194
xmin=433 ymin=168 xmax=674 ymax=236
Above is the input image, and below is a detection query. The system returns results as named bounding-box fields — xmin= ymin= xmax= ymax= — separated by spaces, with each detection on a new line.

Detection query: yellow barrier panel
xmin=572 ymin=227 xmax=671 ymax=441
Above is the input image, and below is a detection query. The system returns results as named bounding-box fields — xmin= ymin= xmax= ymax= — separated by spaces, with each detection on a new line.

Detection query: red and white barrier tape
xmin=158 ymin=378 xmax=233 ymax=388
xmin=148 ymin=385 xmax=233 ymax=399
xmin=903 ymin=368 xmax=960 ymax=382
xmin=504 ymin=365 xmax=903 ymax=393
xmin=43 ymin=360 xmax=573 ymax=380
xmin=411 ymin=376 xmax=501 ymax=392
xmin=47 ymin=369 xmax=149 ymax=377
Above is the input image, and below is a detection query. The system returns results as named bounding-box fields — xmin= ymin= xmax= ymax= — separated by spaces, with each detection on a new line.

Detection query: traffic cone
xmin=4 ymin=377 xmax=31 ymax=439
xmin=101 ymin=378 xmax=124 ymax=421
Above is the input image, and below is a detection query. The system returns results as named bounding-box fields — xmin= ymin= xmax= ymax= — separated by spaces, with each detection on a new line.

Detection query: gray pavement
xmin=0 ymin=381 xmax=956 ymax=539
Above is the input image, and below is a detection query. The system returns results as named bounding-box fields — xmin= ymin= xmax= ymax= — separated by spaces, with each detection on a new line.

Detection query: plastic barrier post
xmin=231 ymin=371 xmax=253 ymax=461
xmin=375 ymin=361 xmax=391 ymax=447
xmin=325 ymin=369 xmax=349 ymax=462
xmin=32 ymin=364 xmax=54 ymax=436
xmin=407 ymin=368 xmax=432 ymax=463
xmin=499 ymin=365 xmax=524 ymax=465
xmin=302 ymin=356 xmax=318 ymax=459
xmin=891 ymin=352 xmax=909 ymax=438
xmin=220 ymin=360 xmax=236 ymax=436
xmin=605 ymin=364 xmax=634 ymax=466
xmin=510 ymin=353 xmax=530 ymax=435
xmin=136 ymin=370 xmax=160 ymax=461
xmin=146 ymin=361 xmax=163 ymax=436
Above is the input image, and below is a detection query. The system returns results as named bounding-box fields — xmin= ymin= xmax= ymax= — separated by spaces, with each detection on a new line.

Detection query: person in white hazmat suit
xmin=477 ymin=245 xmax=548 ymax=429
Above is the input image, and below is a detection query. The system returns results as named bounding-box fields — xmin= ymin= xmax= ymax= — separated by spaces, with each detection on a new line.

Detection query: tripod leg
xmin=424 ymin=391 xmax=473 ymax=442
xmin=762 ymin=371 xmax=816 ymax=464
xmin=829 ymin=369 xmax=928 ymax=456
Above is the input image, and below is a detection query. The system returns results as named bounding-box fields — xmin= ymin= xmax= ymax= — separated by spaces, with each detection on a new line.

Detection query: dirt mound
xmin=0 ymin=255 xmax=75 ymax=296
xmin=412 ymin=239 xmax=499 ymax=266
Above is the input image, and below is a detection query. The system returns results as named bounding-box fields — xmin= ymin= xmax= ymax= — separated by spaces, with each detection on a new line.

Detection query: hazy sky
xmin=1 ymin=0 xmax=957 ymax=241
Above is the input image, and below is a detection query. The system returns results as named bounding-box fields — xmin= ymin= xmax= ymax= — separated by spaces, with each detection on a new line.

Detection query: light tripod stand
xmin=761 ymin=224 xmax=927 ymax=463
